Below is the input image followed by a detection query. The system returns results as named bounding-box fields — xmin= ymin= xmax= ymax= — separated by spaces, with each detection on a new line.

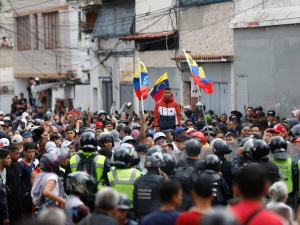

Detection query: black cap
xmin=50 ymin=132 xmax=60 ymax=140
xmin=136 ymin=144 xmax=149 ymax=153
xmin=267 ymin=110 xmax=276 ymax=116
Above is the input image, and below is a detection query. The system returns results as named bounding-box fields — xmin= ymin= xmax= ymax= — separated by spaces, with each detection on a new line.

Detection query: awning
xmin=120 ymin=31 xmax=175 ymax=40
xmin=35 ymin=82 xmax=64 ymax=92
xmin=172 ymin=55 xmax=233 ymax=62
xmin=230 ymin=6 xmax=300 ymax=29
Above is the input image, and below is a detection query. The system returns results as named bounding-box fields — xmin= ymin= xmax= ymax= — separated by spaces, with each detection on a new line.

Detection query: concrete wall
xmin=179 ymin=2 xmax=234 ymax=55
xmin=233 ymin=25 xmax=300 ymax=117
xmin=135 ymin=0 xmax=176 ymax=33
xmin=235 ymin=0 xmax=300 ymax=13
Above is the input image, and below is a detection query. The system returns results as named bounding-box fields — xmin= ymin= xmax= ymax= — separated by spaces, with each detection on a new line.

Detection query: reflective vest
xmin=272 ymin=157 xmax=293 ymax=193
xmin=107 ymin=168 xmax=141 ymax=204
xmin=70 ymin=151 xmax=106 ymax=190
xmin=297 ymin=160 xmax=300 ymax=197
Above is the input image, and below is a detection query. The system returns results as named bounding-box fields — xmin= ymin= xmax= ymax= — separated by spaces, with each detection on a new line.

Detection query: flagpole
xmin=182 ymin=49 xmax=211 ymax=143
xmin=137 ymin=58 xmax=145 ymax=114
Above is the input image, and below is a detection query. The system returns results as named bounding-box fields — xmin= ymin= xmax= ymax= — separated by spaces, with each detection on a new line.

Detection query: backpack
xmin=76 ymin=153 xmax=98 ymax=181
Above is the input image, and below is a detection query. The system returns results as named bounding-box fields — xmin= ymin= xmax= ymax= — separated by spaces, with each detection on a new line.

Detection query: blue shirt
xmin=141 ymin=210 xmax=179 ymax=225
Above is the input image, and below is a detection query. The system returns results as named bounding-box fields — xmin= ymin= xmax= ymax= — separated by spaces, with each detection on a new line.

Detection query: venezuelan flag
xmin=133 ymin=60 xmax=149 ymax=101
xmin=149 ymin=73 xmax=169 ymax=102
xmin=184 ymin=53 xmax=214 ymax=94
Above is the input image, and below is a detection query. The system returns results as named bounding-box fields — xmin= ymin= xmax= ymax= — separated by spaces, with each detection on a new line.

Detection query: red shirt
xmin=175 ymin=211 xmax=203 ymax=225
xmin=230 ymin=200 xmax=284 ymax=225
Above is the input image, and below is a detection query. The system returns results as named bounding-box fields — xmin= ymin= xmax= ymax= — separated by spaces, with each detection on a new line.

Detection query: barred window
xmin=16 ymin=16 xmax=31 ymax=51
xmin=44 ymin=12 xmax=59 ymax=49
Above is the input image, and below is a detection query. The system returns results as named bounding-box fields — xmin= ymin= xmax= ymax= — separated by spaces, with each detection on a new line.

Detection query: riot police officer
xmin=270 ymin=136 xmax=297 ymax=209
xmin=196 ymin=154 xmax=232 ymax=206
xmin=107 ymin=146 xmax=141 ymax=205
xmin=161 ymin=154 xmax=176 ymax=179
xmin=231 ymin=137 xmax=253 ymax=175
xmin=244 ymin=138 xmax=281 ymax=184
xmin=98 ymin=132 xmax=114 ymax=151
xmin=174 ymin=139 xmax=203 ymax=210
xmin=212 ymin=139 xmax=234 ymax=194
xmin=69 ymin=130 xmax=110 ymax=190
xmin=133 ymin=155 xmax=166 ymax=220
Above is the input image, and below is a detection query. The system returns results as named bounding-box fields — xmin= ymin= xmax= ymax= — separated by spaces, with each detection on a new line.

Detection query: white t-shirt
xmin=46 ymin=173 xmax=60 ymax=196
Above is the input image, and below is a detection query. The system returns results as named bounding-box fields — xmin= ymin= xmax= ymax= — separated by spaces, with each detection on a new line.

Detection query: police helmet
xmin=121 ymin=143 xmax=140 ymax=167
xmin=204 ymin=154 xmax=221 ymax=172
xmin=116 ymin=123 xmax=126 ymax=131
xmin=195 ymin=102 xmax=206 ymax=111
xmin=113 ymin=146 xmax=133 ymax=166
xmin=269 ymin=136 xmax=287 ymax=153
xmin=269 ymin=136 xmax=289 ymax=159
xmin=80 ymin=130 xmax=98 ymax=151
xmin=212 ymin=139 xmax=231 ymax=155
xmin=145 ymin=155 xmax=162 ymax=168
xmin=66 ymin=171 xmax=96 ymax=196
xmin=185 ymin=139 xmax=202 ymax=156
xmin=244 ymin=138 xmax=269 ymax=161
xmin=240 ymin=137 xmax=251 ymax=147
xmin=99 ymin=132 xmax=114 ymax=147
xmin=161 ymin=154 xmax=175 ymax=175
xmin=118 ymin=193 xmax=131 ymax=210
xmin=147 ymin=145 xmax=164 ymax=162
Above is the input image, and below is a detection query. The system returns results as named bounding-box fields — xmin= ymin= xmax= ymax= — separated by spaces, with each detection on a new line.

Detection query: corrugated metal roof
xmin=172 ymin=55 xmax=233 ymax=62
xmin=230 ymin=6 xmax=300 ymax=29
xmin=120 ymin=31 xmax=175 ymax=40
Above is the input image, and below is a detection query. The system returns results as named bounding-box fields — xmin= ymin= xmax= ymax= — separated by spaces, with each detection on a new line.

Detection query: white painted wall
xmin=73 ymin=85 xmax=91 ymax=110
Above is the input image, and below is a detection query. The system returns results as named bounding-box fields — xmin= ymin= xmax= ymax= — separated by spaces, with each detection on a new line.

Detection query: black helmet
xmin=66 ymin=171 xmax=97 ymax=196
xmin=240 ymin=137 xmax=251 ymax=147
xmin=147 ymin=145 xmax=164 ymax=162
xmin=186 ymin=139 xmax=202 ymax=156
xmin=113 ymin=146 xmax=132 ymax=166
xmin=80 ymin=130 xmax=98 ymax=151
xmin=204 ymin=154 xmax=221 ymax=172
xmin=99 ymin=132 xmax=114 ymax=147
xmin=40 ymin=148 xmax=69 ymax=174
xmin=161 ymin=154 xmax=175 ymax=175
xmin=121 ymin=143 xmax=140 ymax=167
xmin=118 ymin=193 xmax=131 ymax=210
xmin=244 ymin=138 xmax=269 ymax=161
xmin=145 ymin=155 xmax=162 ymax=168
xmin=269 ymin=136 xmax=288 ymax=159
xmin=269 ymin=136 xmax=287 ymax=153
xmin=212 ymin=139 xmax=231 ymax=155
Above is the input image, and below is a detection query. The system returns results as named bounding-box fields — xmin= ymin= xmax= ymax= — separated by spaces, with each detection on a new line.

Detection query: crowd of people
xmin=1 ymin=86 xmax=300 ymax=225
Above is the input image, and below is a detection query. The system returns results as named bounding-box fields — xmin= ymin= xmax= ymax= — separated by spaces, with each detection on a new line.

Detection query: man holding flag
xmin=153 ymin=87 xmax=181 ymax=132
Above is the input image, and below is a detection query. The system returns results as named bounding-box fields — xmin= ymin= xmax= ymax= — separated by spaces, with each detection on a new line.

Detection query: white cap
xmin=61 ymin=140 xmax=75 ymax=149
xmin=0 ymin=121 xmax=4 ymax=126
xmin=153 ymin=132 xmax=166 ymax=141
xmin=0 ymin=138 xmax=9 ymax=147
xmin=0 ymin=111 xmax=4 ymax=115
xmin=183 ymin=105 xmax=191 ymax=110
xmin=12 ymin=135 xmax=23 ymax=144
xmin=22 ymin=112 xmax=29 ymax=118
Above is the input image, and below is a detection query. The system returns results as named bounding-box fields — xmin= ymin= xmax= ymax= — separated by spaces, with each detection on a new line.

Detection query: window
xmin=135 ymin=34 xmax=178 ymax=51
xmin=43 ymin=12 xmax=59 ymax=49
xmin=33 ymin=14 xmax=38 ymax=50
xmin=16 ymin=16 xmax=31 ymax=51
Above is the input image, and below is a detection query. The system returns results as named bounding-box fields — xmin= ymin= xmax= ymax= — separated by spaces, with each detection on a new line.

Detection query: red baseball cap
xmin=271 ymin=124 xmax=286 ymax=133
xmin=294 ymin=138 xmax=300 ymax=143
xmin=95 ymin=122 xmax=104 ymax=128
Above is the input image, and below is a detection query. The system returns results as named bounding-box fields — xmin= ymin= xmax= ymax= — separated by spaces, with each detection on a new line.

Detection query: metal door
xmin=236 ymin=74 xmax=248 ymax=113
xmin=102 ymin=81 xmax=113 ymax=113
xmin=120 ymin=83 xmax=134 ymax=109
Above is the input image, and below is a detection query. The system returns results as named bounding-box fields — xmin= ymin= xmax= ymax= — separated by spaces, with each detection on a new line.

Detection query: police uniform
xmin=133 ymin=172 xmax=164 ymax=219
xmin=107 ymin=168 xmax=141 ymax=203
xmin=69 ymin=151 xmax=109 ymax=190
